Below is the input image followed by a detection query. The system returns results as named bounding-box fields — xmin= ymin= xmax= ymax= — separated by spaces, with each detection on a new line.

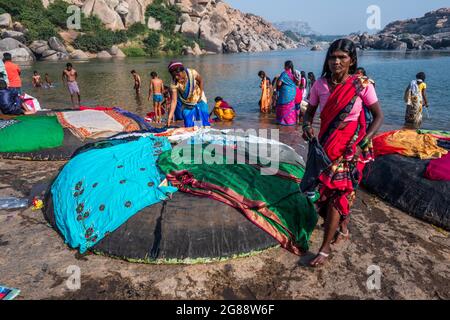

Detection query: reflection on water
xmin=19 ymin=49 xmax=450 ymax=132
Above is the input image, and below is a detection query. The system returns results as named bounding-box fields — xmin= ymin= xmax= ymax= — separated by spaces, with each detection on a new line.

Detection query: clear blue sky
xmin=226 ymin=0 xmax=450 ymax=34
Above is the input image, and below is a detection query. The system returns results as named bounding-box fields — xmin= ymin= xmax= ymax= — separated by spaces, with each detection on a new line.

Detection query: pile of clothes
xmin=372 ymin=129 xmax=450 ymax=181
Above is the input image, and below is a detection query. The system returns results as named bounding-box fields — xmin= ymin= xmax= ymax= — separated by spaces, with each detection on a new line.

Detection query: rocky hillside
xmin=348 ymin=8 xmax=450 ymax=50
xmin=0 ymin=0 xmax=297 ymax=62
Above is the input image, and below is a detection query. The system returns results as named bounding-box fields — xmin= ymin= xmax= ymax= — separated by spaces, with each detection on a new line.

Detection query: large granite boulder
xmin=0 ymin=13 xmax=12 ymax=29
xmin=97 ymin=50 xmax=113 ymax=58
xmin=82 ymin=0 xmax=125 ymax=30
xmin=48 ymin=37 xmax=68 ymax=54
xmin=41 ymin=49 xmax=69 ymax=61
xmin=1 ymin=31 xmax=26 ymax=44
xmin=70 ymin=49 xmax=90 ymax=60
xmin=0 ymin=48 xmax=35 ymax=62
xmin=181 ymin=21 xmax=200 ymax=38
xmin=29 ymin=40 xmax=50 ymax=56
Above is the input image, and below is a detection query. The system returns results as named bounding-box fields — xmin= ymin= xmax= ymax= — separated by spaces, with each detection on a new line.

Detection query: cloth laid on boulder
xmin=56 ymin=109 xmax=140 ymax=140
xmin=112 ymin=107 xmax=164 ymax=132
xmin=0 ymin=119 xmax=18 ymax=130
xmin=165 ymin=128 xmax=305 ymax=166
xmin=363 ymin=154 xmax=450 ymax=229
xmin=50 ymin=136 xmax=177 ymax=253
xmin=0 ymin=115 xmax=63 ymax=153
xmin=424 ymin=153 xmax=450 ymax=181
xmin=417 ymin=129 xmax=450 ymax=139
xmin=373 ymin=129 xmax=448 ymax=159
xmin=157 ymin=145 xmax=318 ymax=255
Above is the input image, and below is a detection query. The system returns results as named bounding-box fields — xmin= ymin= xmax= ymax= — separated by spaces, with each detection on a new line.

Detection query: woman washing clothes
xmin=302 ymin=39 xmax=384 ymax=267
xmin=166 ymin=61 xmax=210 ymax=128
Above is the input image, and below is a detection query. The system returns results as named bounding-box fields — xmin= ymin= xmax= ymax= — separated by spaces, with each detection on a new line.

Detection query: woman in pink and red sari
xmin=276 ymin=61 xmax=302 ymax=126
xmin=302 ymin=39 xmax=384 ymax=267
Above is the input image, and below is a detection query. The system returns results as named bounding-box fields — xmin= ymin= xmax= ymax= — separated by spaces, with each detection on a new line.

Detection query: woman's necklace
xmin=331 ymin=74 xmax=349 ymax=86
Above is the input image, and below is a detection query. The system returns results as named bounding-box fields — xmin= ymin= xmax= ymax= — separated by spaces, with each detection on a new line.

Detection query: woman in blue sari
xmin=167 ymin=61 xmax=210 ymax=128
xmin=276 ymin=61 xmax=302 ymax=126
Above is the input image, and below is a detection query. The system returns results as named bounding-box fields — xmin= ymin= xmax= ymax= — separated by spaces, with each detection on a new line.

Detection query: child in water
xmin=148 ymin=71 xmax=164 ymax=124
xmin=210 ymin=97 xmax=236 ymax=122
xmin=32 ymin=71 xmax=42 ymax=88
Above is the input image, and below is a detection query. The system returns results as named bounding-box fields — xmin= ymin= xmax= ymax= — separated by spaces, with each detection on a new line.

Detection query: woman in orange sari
xmin=302 ymin=39 xmax=384 ymax=267
xmin=258 ymin=71 xmax=272 ymax=113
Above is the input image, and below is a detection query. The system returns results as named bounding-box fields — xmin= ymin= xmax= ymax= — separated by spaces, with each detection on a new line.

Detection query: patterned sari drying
xmin=276 ymin=70 xmax=302 ymax=126
xmin=316 ymin=76 xmax=374 ymax=217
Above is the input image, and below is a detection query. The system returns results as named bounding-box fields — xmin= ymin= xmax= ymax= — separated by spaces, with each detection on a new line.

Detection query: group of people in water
xmin=131 ymin=62 xmax=235 ymax=126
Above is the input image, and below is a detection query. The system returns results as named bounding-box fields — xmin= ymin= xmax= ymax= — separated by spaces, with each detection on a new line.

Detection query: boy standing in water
xmin=32 ymin=71 xmax=42 ymax=87
xmin=148 ymin=72 xmax=164 ymax=124
xmin=62 ymin=63 xmax=80 ymax=107
xmin=131 ymin=70 xmax=141 ymax=94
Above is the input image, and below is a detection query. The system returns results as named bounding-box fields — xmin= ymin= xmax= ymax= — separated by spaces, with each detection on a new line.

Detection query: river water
xmin=20 ymin=49 xmax=450 ymax=133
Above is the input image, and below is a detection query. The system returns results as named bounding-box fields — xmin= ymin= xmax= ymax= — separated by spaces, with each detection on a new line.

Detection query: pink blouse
xmin=309 ymin=77 xmax=378 ymax=122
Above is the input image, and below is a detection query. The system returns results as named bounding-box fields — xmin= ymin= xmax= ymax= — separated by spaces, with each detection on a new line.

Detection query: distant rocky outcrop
xmin=43 ymin=0 xmax=297 ymax=54
xmin=348 ymin=8 xmax=450 ymax=51
xmin=273 ymin=21 xmax=318 ymax=36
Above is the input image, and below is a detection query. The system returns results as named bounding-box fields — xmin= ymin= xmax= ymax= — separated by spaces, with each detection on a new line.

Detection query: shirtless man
xmin=148 ymin=71 xmax=164 ymax=124
xmin=131 ymin=70 xmax=141 ymax=94
xmin=62 ymin=63 xmax=80 ymax=107
xmin=32 ymin=71 xmax=42 ymax=88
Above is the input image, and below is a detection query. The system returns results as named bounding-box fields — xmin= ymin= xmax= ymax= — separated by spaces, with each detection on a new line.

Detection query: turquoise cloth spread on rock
xmin=51 ymin=136 xmax=177 ymax=253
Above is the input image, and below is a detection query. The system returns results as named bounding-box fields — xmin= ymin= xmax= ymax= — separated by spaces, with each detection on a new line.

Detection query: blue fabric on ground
xmin=51 ymin=136 xmax=177 ymax=253
xmin=438 ymin=139 xmax=450 ymax=150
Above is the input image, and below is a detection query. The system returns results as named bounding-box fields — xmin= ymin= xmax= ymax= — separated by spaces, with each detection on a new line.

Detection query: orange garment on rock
xmin=373 ymin=129 xmax=448 ymax=160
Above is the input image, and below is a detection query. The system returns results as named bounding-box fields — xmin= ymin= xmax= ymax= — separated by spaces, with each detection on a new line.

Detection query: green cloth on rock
xmin=157 ymin=144 xmax=318 ymax=254
xmin=0 ymin=115 xmax=64 ymax=152
xmin=417 ymin=129 xmax=450 ymax=138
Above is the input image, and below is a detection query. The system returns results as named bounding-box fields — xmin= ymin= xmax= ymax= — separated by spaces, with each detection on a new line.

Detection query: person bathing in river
xmin=302 ymin=39 xmax=384 ymax=267
xmin=307 ymin=72 xmax=316 ymax=100
xmin=258 ymin=71 xmax=272 ymax=113
xmin=167 ymin=61 xmax=210 ymax=128
xmin=210 ymin=96 xmax=236 ymax=122
xmin=131 ymin=70 xmax=141 ymax=95
xmin=276 ymin=60 xmax=302 ymax=126
xmin=32 ymin=71 xmax=42 ymax=88
xmin=44 ymin=73 xmax=53 ymax=88
xmin=404 ymin=72 xmax=428 ymax=129
xmin=62 ymin=63 xmax=80 ymax=108
xmin=148 ymin=71 xmax=164 ymax=124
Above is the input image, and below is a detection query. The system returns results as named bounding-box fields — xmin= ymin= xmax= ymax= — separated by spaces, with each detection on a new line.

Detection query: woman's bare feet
xmin=310 ymin=248 xmax=331 ymax=267
xmin=331 ymin=229 xmax=350 ymax=246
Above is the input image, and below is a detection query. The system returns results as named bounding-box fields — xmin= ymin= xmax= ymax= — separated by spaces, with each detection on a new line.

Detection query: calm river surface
xmin=20 ymin=49 xmax=450 ymax=132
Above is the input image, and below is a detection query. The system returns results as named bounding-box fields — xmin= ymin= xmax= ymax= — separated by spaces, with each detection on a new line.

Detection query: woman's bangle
xmin=358 ymin=137 xmax=370 ymax=149
xmin=302 ymin=123 xmax=312 ymax=130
